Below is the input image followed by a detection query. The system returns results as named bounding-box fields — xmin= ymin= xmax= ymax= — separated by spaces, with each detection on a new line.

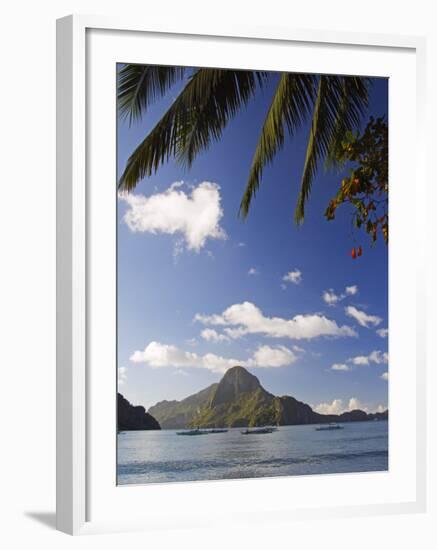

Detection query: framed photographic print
xmin=56 ymin=15 xmax=427 ymax=535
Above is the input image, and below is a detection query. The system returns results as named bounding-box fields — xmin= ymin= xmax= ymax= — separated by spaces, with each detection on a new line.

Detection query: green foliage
xmin=190 ymin=387 xmax=277 ymax=428
xmin=239 ymin=73 xmax=315 ymax=218
xmin=148 ymin=384 xmax=218 ymax=429
xmin=119 ymin=68 xmax=266 ymax=191
xmin=118 ymin=65 xmax=185 ymax=124
xmin=296 ymin=76 xmax=369 ymax=223
xmin=118 ymin=67 xmax=371 ymax=222
xmin=324 ymin=117 xmax=388 ymax=249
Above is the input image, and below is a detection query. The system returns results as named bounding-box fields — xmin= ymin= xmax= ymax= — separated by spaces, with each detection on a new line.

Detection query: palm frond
xmin=324 ymin=76 xmax=371 ymax=170
xmin=118 ymin=64 xmax=185 ymax=124
xmin=175 ymin=69 xmax=267 ymax=167
xmin=119 ymin=69 xmax=266 ymax=191
xmin=295 ymin=75 xmax=370 ymax=223
xmin=239 ymin=73 xmax=316 ymax=218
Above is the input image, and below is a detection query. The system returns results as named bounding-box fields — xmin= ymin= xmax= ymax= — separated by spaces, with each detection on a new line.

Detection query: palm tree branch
xmin=239 ymin=73 xmax=316 ymax=218
xmin=324 ymin=76 xmax=371 ymax=170
xmin=119 ymin=68 xmax=266 ymax=191
xmin=175 ymin=69 xmax=268 ymax=167
xmin=295 ymin=75 xmax=370 ymax=223
xmin=118 ymin=64 xmax=185 ymax=124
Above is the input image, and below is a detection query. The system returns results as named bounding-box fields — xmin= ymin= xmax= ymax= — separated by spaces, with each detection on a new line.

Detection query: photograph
xmin=116 ymin=63 xmax=389 ymax=485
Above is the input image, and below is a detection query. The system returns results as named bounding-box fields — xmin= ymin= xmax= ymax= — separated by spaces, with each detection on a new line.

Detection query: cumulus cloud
xmin=381 ymin=371 xmax=389 ymax=381
xmin=194 ymin=301 xmax=357 ymax=340
xmin=282 ymin=269 xmax=302 ymax=285
xmin=252 ymin=345 xmax=297 ymax=368
xmin=130 ymin=341 xmax=297 ymax=373
xmin=345 ymin=285 xmax=358 ymax=296
xmin=248 ymin=267 xmax=259 ymax=276
xmin=377 ymin=328 xmax=389 ymax=338
xmin=323 ymin=285 xmax=358 ymax=306
xmin=314 ymin=398 xmax=345 ymax=415
xmin=314 ymin=397 xmax=386 ymax=415
xmin=200 ymin=328 xmax=229 ymax=343
xmin=347 ymin=397 xmax=364 ymax=411
xmin=323 ymin=290 xmax=342 ymax=306
xmin=118 ymin=366 xmax=127 ymax=385
xmin=349 ymin=350 xmax=388 ymax=366
xmin=345 ymin=305 xmax=382 ymax=328
xmin=119 ymin=181 xmax=226 ymax=252
xmin=331 ymin=363 xmax=351 ymax=371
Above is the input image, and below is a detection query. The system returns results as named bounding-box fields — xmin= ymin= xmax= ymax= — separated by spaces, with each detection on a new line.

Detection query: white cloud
xmin=345 ymin=305 xmax=382 ymax=328
xmin=248 ymin=267 xmax=259 ymax=276
xmin=331 ymin=363 xmax=351 ymax=371
xmin=119 ymin=181 xmax=226 ymax=252
xmin=237 ymin=242 xmax=246 ymax=247
xmin=376 ymin=328 xmax=389 ymax=338
xmin=323 ymin=290 xmax=342 ymax=306
xmin=381 ymin=371 xmax=389 ymax=381
xmin=200 ymin=328 xmax=229 ymax=343
xmin=345 ymin=285 xmax=358 ymax=296
xmin=252 ymin=345 xmax=297 ymax=368
xmin=349 ymin=350 xmax=388 ymax=366
xmin=118 ymin=366 xmax=127 ymax=385
xmin=347 ymin=397 xmax=364 ymax=411
xmin=282 ymin=269 xmax=302 ymax=285
xmin=323 ymin=285 xmax=359 ymax=306
xmin=130 ymin=341 xmax=297 ymax=373
xmin=314 ymin=397 xmax=385 ymax=415
xmin=314 ymin=399 xmax=345 ymax=415
xmin=195 ymin=301 xmax=357 ymax=340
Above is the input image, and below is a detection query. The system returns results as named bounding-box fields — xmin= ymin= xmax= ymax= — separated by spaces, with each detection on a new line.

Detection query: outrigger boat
xmin=315 ymin=423 xmax=344 ymax=431
xmin=241 ymin=426 xmax=277 ymax=435
xmin=176 ymin=428 xmax=208 ymax=436
xmin=176 ymin=427 xmax=229 ymax=435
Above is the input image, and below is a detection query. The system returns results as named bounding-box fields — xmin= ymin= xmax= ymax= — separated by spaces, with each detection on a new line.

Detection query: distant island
xmin=148 ymin=366 xmax=388 ymax=429
xmin=118 ymin=392 xmax=161 ymax=431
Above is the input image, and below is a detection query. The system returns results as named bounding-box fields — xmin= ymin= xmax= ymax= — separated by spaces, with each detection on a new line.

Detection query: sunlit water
xmin=117 ymin=421 xmax=388 ymax=485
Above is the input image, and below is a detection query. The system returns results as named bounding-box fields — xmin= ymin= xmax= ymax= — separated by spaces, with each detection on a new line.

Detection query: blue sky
xmin=117 ymin=68 xmax=388 ymax=415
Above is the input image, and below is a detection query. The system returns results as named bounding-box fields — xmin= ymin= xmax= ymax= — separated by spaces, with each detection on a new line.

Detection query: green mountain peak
xmin=148 ymin=366 xmax=388 ymax=429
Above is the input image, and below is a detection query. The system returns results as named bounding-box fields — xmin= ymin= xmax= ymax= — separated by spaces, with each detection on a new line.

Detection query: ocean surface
xmin=117 ymin=421 xmax=388 ymax=485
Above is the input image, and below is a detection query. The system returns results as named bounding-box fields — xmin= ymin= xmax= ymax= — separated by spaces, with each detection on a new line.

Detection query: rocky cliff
xmin=118 ymin=393 xmax=161 ymax=431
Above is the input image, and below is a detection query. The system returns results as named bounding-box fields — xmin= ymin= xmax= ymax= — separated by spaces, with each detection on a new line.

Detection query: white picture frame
xmin=56 ymin=14 xmax=427 ymax=535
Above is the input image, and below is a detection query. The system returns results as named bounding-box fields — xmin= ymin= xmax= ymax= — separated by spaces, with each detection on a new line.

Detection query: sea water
xmin=117 ymin=420 xmax=388 ymax=485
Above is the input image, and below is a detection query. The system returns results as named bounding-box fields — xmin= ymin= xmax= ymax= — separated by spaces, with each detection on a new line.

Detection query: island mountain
xmin=118 ymin=392 xmax=161 ymax=431
xmin=148 ymin=366 xmax=388 ymax=429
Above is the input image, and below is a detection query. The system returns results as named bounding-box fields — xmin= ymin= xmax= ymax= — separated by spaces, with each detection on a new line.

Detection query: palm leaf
xmin=176 ymin=69 xmax=267 ymax=168
xmin=239 ymin=73 xmax=316 ymax=218
xmin=119 ymin=68 xmax=266 ymax=191
xmin=324 ymin=76 xmax=371 ymax=170
xmin=294 ymin=75 xmax=369 ymax=223
xmin=118 ymin=64 xmax=185 ymax=124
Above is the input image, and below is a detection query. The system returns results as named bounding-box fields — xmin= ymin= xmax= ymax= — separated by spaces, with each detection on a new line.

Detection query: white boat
xmin=315 ymin=423 xmax=344 ymax=431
